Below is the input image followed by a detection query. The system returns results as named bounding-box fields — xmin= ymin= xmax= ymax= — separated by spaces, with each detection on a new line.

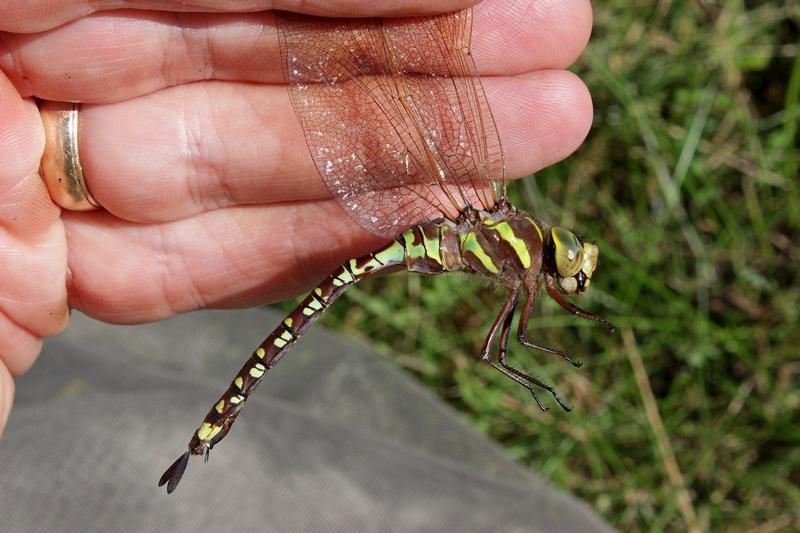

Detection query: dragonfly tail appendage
xmin=158 ymin=452 xmax=189 ymax=494
xmin=159 ymin=240 xmax=406 ymax=493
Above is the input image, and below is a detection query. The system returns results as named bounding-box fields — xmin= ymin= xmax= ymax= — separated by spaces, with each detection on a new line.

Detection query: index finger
xmin=0 ymin=0 xmax=592 ymax=104
xmin=0 ymin=0 xmax=478 ymax=33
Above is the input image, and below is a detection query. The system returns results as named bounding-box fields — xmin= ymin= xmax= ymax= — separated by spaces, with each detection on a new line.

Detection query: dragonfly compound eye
xmin=551 ymin=226 xmax=583 ymax=278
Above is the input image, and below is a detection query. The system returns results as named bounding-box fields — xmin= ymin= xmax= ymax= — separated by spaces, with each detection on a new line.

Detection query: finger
xmin=0 ymin=74 xmax=50 ymax=238
xmin=77 ymin=70 xmax=592 ymax=223
xmin=64 ymin=201 xmax=385 ymax=323
xmin=473 ymin=0 xmax=592 ymax=74
xmin=0 ymin=362 xmax=14 ymax=438
xmin=0 ymin=0 xmax=592 ymax=102
xmin=0 ymin=72 xmax=67 ymax=376
xmin=0 ymin=315 xmax=43 ymax=375
xmin=491 ymin=70 xmax=593 ymax=174
xmin=0 ymin=0 xmax=478 ymax=33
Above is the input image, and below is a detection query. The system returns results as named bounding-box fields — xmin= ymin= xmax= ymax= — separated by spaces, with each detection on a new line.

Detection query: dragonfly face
xmin=547 ymin=226 xmax=599 ymax=295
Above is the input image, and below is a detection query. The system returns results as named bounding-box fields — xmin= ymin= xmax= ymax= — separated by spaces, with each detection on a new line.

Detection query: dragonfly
xmin=160 ymin=8 xmax=613 ymax=494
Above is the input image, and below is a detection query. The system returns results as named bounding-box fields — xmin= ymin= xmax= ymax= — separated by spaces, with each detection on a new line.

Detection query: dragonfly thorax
xmin=401 ymin=201 xmax=542 ymax=286
xmin=401 ymin=200 xmax=600 ymax=296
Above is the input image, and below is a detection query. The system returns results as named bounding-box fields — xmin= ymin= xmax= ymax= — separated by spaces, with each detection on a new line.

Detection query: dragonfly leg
xmin=481 ymin=288 xmax=570 ymax=412
xmin=496 ymin=291 xmax=516 ymax=367
xmin=545 ymin=277 xmax=616 ymax=333
xmin=517 ymin=284 xmax=583 ymax=368
xmin=496 ymin=300 xmax=572 ymax=412
xmin=489 ymin=362 xmax=547 ymax=411
xmin=491 ymin=361 xmax=572 ymax=412
xmin=478 ymin=288 xmax=519 ymax=363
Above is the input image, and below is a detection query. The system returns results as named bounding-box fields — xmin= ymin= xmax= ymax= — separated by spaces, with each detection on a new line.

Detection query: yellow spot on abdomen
xmin=348 ymin=258 xmax=370 ymax=277
xmin=337 ymin=268 xmax=354 ymax=283
xmin=403 ymin=231 xmax=426 ymax=260
xmin=215 ymin=400 xmax=225 ymax=413
xmin=373 ymin=240 xmax=406 ymax=265
xmin=196 ymin=422 xmax=223 ymax=442
xmin=423 ymin=232 xmax=442 ymax=265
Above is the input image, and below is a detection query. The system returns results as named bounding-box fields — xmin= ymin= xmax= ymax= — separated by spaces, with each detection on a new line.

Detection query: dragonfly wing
xmin=275 ymin=9 xmax=505 ymax=239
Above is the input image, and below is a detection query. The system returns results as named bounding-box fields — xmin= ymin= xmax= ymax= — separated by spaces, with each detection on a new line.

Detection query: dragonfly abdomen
xmin=160 ymin=239 xmax=408 ymax=493
xmin=192 ymin=240 xmax=409 ymax=451
xmin=402 ymin=219 xmax=464 ymax=274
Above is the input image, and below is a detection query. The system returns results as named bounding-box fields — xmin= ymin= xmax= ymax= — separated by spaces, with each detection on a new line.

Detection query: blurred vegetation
xmin=280 ymin=1 xmax=800 ymax=530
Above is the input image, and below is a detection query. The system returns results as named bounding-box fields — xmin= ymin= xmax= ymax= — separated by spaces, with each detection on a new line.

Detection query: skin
xmin=0 ymin=0 xmax=593 ymax=436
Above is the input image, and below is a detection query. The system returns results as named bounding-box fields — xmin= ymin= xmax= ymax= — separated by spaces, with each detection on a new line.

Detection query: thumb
xmin=0 ymin=362 xmax=14 ymax=438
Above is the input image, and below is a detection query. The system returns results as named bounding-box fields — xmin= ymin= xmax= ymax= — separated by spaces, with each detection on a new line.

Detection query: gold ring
xmin=39 ymin=101 xmax=100 ymax=211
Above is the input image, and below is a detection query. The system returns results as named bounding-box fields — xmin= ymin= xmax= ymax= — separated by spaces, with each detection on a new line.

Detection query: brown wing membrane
xmin=275 ymin=9 xmax=505 ymax=239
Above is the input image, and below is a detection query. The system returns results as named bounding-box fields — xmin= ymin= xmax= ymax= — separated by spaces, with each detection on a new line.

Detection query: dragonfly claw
xmin=530 ymin=391 xmax=549 ymax=412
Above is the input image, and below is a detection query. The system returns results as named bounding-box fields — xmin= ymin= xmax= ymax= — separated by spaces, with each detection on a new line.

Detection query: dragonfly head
xmin=548 ymin=226 xmax=599 ymax=295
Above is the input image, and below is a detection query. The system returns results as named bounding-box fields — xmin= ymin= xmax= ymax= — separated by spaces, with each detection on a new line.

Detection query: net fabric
xmin=276 ymin=10 xmax=505 ymax=239
xmin=2 ymin=310 xmax=613 ymax=532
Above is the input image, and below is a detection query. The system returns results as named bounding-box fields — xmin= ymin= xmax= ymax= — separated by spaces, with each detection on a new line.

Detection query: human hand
xmin=0 ymin=0 xmax=593 ymax=436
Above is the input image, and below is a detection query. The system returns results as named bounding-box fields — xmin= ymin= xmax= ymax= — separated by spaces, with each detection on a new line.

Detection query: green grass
xmin=280 ymin=2 xmax=799 ymax=530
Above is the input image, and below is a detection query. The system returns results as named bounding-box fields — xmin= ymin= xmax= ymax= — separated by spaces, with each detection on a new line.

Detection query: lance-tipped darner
xmin=160 ymin=8 xmax=613 ymax=494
